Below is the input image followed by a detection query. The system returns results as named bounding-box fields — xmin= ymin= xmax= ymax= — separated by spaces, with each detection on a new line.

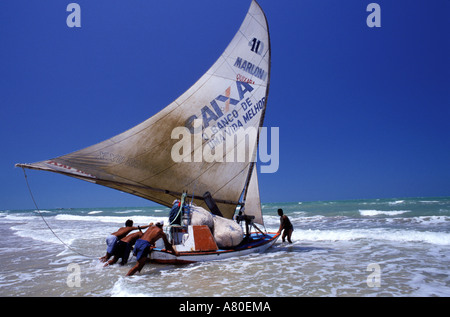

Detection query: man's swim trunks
xmin=106 ymin=234 xmax=118 ymax=254
xmin=114 ymin=240 xmax=133 ymax=264
xmin=134 ymin=239 xmax=152 ymax=261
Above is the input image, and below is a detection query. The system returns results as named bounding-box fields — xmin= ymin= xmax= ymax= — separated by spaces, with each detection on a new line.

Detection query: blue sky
xmin=1 ymin=0 xmax=449 ymax=209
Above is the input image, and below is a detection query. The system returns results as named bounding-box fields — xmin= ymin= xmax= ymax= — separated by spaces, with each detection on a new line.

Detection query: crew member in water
xmin=126 ymin=221 xmax=179 ymax=276
xmin=99 ymin=220 xmax=150 ymax=263
xmin=104 ymin=224 xmax=152 ymax=267
xmin=277 ymin=208 xmax=294 ymax=243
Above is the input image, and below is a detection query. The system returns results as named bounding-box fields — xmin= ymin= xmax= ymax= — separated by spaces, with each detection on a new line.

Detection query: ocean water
xmin=1 ymin=197 xmax=449 ymax=297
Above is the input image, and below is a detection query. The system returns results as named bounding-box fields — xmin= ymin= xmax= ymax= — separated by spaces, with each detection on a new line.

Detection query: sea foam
xmin=293 ymin=228 xmax=450 ymax=245
xmin=359 ymin=210 xmax=410 ymax=216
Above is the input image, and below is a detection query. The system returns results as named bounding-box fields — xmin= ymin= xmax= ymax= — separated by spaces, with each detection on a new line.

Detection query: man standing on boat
xmin=126 ymin=221 xmax=179 ymax=276
xmin=278 ymin=209 xmax=294 ymax=243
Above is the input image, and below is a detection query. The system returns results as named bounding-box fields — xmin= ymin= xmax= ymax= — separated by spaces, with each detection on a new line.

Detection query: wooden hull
xmin=150 ymin=232 xmax=280 ymax=264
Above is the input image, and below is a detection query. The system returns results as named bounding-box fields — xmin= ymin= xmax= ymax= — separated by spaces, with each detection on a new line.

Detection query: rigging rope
xmin=21 ymin=168 xmax=96 ymax=259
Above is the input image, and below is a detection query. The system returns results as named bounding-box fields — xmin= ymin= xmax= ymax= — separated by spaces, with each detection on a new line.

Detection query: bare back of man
xmin=140 ymin=226 xmax=165 ymax=244
xmin=105 ymin=231 xmax=143 ymax=267
xmin=121 ymin=231 xmax=142 ymax=244
xmin=112 ymin=225 xmax=144 ymax=240
xmin=100 ymin=222 xmax=151 ymax=262
xmin=126 ymin=224 xmax=179 ymax=276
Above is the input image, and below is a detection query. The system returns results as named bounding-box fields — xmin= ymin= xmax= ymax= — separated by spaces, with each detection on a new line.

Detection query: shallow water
xmin=1 ymin=197 xmax=449 ymax=296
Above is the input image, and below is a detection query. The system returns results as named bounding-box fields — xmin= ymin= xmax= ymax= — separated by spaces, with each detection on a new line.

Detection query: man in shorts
xmin=99 ymin=220 xmax=150 ymax=263
xmin=126 ymin=221 xmax=179 ymax=276
xmin=104 ymin=226 xmax=150 ymax=266
xmin=277 ymin=208 xmax=294 ymax=243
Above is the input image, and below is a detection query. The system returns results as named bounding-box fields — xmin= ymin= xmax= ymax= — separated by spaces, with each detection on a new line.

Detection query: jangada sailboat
xmin=16 ymin=0 xmax=279 ymax=264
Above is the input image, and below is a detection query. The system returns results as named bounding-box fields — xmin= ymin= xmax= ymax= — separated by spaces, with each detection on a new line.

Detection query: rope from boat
xmin=169 ymin=203 xmax=183 ymax=226
xmin=169 ymin=192 xmax=186 ymax=226
xmin=21 ymin=168 xmax=96 ymax=259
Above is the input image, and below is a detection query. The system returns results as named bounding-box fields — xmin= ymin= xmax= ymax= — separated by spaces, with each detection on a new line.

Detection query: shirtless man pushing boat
xmin=104 ymin=230 xmax=145 ymax=267
xmin=126 ymin=221 xmax=179 ymax=276
xmin=99 ymin=220 xmax=150 ymax=263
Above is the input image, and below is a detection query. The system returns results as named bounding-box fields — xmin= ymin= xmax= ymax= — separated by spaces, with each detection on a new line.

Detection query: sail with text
xmin=16 ymin=0 xmax=270 ymax=225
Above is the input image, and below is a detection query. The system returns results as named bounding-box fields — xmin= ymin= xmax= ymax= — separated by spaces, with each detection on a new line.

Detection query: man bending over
xmin=126 ymin=221 xmax=179 ymax=276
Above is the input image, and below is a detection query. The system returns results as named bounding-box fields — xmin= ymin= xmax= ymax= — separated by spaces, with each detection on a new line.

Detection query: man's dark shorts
xmin=114 ymin=240 xmax=133 ymax=264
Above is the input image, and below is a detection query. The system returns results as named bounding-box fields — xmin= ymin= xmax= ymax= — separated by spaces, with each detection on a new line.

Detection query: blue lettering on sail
xmin=242 ymin=97 xmax=265 ymax=124
xmin=233 ymin=57 xmax=267 ymax=81
xmin=184 ymin=81 xmax=254 ymax=132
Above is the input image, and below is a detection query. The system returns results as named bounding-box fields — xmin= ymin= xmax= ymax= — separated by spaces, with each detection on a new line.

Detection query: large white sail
xmin=242 ymin=167 xmax=263 ymax=224
xmin=17 ymin=0 xmax=270 ymax=221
